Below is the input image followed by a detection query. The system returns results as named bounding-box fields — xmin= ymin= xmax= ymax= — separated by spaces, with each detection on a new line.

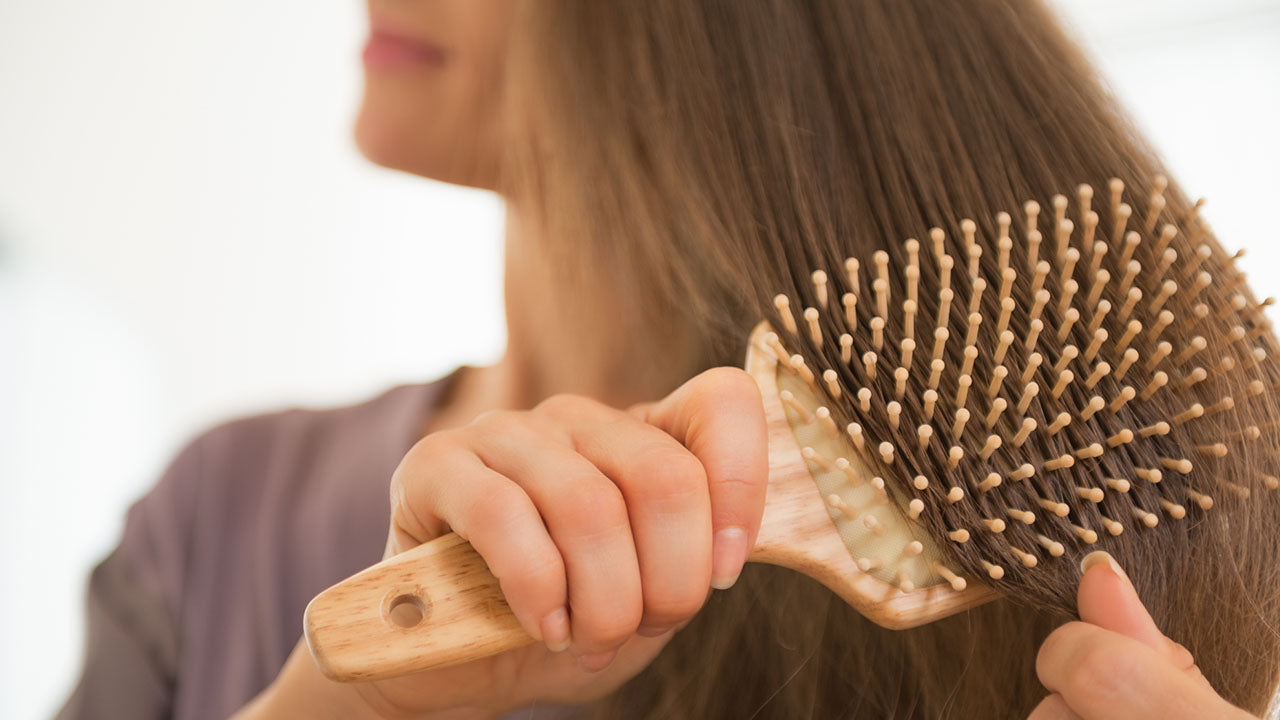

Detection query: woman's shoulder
xmin=141 ymin=378 xmax=451 ymax=536
xmin=98 ymin=375 xmax=458 ymax=718
xmin=186 ymin=380 xmax=446 ymax=491
xmin=201 ymin=380 xmax=445 ymax=460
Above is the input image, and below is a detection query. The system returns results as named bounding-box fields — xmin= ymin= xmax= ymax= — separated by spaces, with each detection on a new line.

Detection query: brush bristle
xmin=766 ymin=176 xmax=1280 ymax=606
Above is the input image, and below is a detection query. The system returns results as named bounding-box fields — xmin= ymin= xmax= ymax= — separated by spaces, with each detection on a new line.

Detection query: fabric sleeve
xmin=55 ymin=432 xmax=208 ymax=720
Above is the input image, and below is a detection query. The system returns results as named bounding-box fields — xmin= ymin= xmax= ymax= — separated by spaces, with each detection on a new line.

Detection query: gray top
xmin=57 ymin=379 xmax=453 ymax=719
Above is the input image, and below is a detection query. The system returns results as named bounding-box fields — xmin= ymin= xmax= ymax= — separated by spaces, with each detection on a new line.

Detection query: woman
xmin=59 ymin=1 xmax=1278 ymax=718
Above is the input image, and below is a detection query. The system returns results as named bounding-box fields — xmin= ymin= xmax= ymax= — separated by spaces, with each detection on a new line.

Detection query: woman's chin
xmin=353 ymin=105 xmax=417 ymax=174
xmin=352 ymin=101 xmax=499 ymax=189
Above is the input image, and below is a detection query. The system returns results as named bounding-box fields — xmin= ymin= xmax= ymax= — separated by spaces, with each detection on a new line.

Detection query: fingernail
xmin=578 ymin=649 xmax=617 ymax=672
xmin=635 ymin=623 xmax=671 ymax=638
xmin=711 ymin=526 xmax=749 ymax=590
xmin=540 ymin=608 xmax=571 ymax=653
xmin=1079 ymin=549 xmax=1166 ymax=650
xmin=1080 ymin=550 xmax=1129 ymax=584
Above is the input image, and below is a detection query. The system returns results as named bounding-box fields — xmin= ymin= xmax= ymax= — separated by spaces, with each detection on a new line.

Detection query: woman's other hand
xmin=237 ymin=367 xmax=768 ymax=719
xmin=1029 ymin=551 xmax=1256 ymax=720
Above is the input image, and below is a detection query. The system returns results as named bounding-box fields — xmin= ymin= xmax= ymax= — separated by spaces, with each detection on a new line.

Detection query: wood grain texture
xmin=743 ymin=322 xmax=998 ymax=629
xmin=304 ymin=533 xmax=528 ymax=681
xmin=303 ymin=322 xmax=998 ymax=681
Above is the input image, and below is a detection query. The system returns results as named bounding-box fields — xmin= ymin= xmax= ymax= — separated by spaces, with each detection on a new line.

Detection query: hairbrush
xmin=304 ymin=176 xmax=1276 ymax=681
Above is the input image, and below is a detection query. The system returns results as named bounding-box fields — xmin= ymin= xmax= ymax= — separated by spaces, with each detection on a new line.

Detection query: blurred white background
xmin=1 ymin=1 xmax=1277 ymax=717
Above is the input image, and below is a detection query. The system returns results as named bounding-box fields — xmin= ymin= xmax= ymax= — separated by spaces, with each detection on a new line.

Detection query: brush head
xmin=744 ymin=328 xmax=996 ymax=627
xmin=764 ymin=177 xmax=1279 ymax=611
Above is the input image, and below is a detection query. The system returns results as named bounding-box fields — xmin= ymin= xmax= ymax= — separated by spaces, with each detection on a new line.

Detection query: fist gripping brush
xmin=304 ymin=176 xmax=1277 ymax=681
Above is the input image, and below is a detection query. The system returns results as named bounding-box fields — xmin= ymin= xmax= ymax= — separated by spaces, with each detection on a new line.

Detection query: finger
xmin=390 ymin=435 xmax=570 ymax=651
xmin=634 ymin=367 xmax=768 ymax=589
xmin=1077 ymin=551 xmax=1167 ymax=652
xmin=1037 ymin=621 xmax=1242 ymax=720
xmin=1077 ymin=551 xmax=1215 ymax=689
xmin=1027 ymin=694 xmax=1082 ymax=720
xmin=466 ymin=412 xmax=643 ymax=661
xmin=538 ymin=395 xmax=713 ymax=636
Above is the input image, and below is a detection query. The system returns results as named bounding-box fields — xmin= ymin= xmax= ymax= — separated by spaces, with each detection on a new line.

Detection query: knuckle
xmin=472 ymin=408 xmax=527 ymax=436
xmin=535 ymin=393 xmax=595 ymax=420
xmin=389 ymin=433 xmax=458 ymax=500
xmin=645 ymin=586 xmax=707 ymax=623
xmin=1065 ymin=637 xmax=1131 ymax=701
xmin=1037 ymin=623 xmax=1084 ymax=680
xmin=398 ymin=431 xmax=450 ymax=470
xmin=559 ymin=483 xmax=629 ymax=536
xmin=708 ymin=471 xmax=767 ymax=530
xmin=713 ymin=471 xmax=765 ymax=494
xmin=580 ymin=600 xmax=643 ymax=649
xmin=635 ymin=449 xmax=707 ymax=501
xmin=387 ymin=465 xmax=409 ymax=503
xmin=501 ymin=544 xmax=566 ymax=597
xmin=1165 ymin=639 xmax=1197 ymax=672
xmin=404 ymin=431 xmax=475 ymax=483
xmin=464 ymin=483 xmax=531 ymax=533
xmin=387 ymin=472 xmax=411 ymax=510
xmin=525 ymin=545 xmax=568 ymax=585
xmin=692 ymin=367 xmax=759 ymax=404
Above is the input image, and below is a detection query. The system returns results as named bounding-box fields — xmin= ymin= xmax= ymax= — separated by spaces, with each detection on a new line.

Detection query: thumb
xmin=1077 ymin=550 xmax=1167 ymax=652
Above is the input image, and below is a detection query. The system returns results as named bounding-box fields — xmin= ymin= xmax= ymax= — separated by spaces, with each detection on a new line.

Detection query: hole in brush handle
xmin=304 ymin=532 xmax=534 ymax=681
xmin=386 ymin=589 xmax=429 ymax=629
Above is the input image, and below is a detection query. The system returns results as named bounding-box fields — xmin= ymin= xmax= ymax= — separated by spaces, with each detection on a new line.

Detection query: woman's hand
xmin=237 ymin=367 xmax=768 ymax=720
xmin=1030 ymin=551 xmax=1255 ymax=720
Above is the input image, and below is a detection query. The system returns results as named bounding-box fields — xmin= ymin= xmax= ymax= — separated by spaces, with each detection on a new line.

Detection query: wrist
xmin=232 ymin=644 xmax=380 ymax=720
xmin=234 ymin=642 xmax=509 ymax=720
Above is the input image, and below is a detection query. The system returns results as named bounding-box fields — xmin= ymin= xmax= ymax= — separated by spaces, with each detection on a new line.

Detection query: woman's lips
xmin=362 ymin=30 xmax=447 ymax=69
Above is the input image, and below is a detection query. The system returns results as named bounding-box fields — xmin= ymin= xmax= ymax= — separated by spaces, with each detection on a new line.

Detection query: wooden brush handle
xmin=304 ymin=532 xmax=532 ymax=681
xmin=304 ymin=322 xmax=995 ymax=682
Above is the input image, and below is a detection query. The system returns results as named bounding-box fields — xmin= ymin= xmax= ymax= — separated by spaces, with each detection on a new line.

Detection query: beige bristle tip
xmin=1006 ymin=508 xmax=1036 ymax=525
xmin=932 ymin=563 xmax=967 ymax=591
xmin=1010 ymin=546 xmax=1039 ymax=567
xmin=1043 ymin=454 xmax=1075 ymax=472
xmin=1073 ymin=525 xmax=1100 ymax=544
xmin=765 ymin=186 xmax=1271 ymax=589
xmin=1188 ymin=490 xmax=1215 ymax=510
xmin=1076 ymin=486 xmax=1104 ymax=503
xmin=863 ymin=514 xmax=886 ymax=536
xmin=1036 ymin=534 xmax=1066 ymax=557
xmin=1132 ymin=507 xmax=1159 ymax=528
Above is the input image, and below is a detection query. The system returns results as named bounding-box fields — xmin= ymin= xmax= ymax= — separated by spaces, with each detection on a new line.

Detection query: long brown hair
xmin=502 ymin=0 xmax=1280 ymax=716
